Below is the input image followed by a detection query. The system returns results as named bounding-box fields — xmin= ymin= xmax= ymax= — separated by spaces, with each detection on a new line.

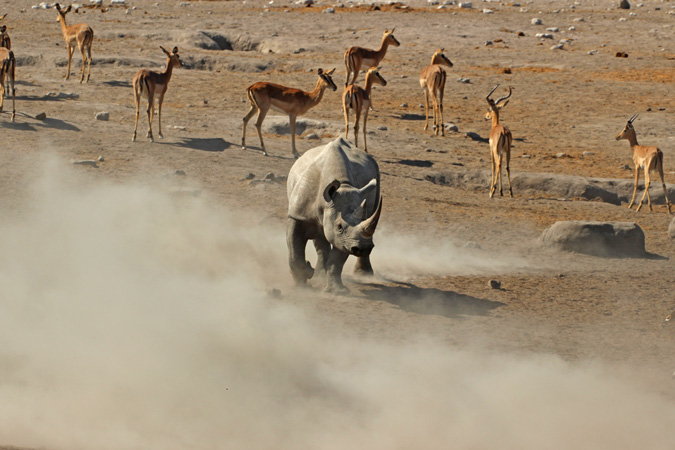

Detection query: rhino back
xmin=287 ymin=137 xmax=380 ymax=222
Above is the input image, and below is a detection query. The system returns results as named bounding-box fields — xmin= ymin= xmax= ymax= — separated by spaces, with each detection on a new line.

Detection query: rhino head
xmin=322 ymin=179 xmax=382 ymax=257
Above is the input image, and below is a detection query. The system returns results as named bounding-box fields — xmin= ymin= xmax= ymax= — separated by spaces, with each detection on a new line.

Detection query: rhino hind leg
xmin=353 ymin=255 xmax=374 ymax=276
xmin=287 ymin=218 xmax=314 ymax=284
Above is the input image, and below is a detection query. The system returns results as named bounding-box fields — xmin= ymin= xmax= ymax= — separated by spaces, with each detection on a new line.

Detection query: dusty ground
xmin=1 ymin=0 xmax=675 ymax=430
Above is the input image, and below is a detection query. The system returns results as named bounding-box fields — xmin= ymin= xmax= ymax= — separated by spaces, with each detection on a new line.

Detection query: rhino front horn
xmin=361 ymin=196 xmax=383 ymax=238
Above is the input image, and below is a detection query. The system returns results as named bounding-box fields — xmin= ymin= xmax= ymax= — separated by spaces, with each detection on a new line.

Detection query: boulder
xmin=540 ymin=221 xmax=645 ymax=258
xmin=261 ymin=116 xmax=334 ymax=136
xmin=619 ymin=0 xmax=630 ymax=9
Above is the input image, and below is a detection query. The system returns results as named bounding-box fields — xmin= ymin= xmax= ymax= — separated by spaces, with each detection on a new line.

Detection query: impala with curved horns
xmin=242 ymin=68 xmax=337 ymax=159
xmin=615 ymin=113 xmax=671 ymax=214
xmin=485 ymin=84 xmax=514 ymax=198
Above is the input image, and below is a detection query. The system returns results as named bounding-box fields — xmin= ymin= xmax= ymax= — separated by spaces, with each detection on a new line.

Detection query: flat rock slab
xmin=425 ymin=168 xmax=674 ymax=205
xmin=540 ymin=221 xmax=646 ymax=258
xmin=261 ymin=116 xmax=337 ymax=137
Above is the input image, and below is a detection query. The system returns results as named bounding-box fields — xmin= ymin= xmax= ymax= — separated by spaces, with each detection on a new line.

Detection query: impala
xmin=242 ymin=68 xmax=337 ymax=159
xmin=344 ymin=28 xmax=400 ymax=87
xmin=0 ymin=25 xmax=10 ymax=50
xmin=485 ymin=85 xmax=513 ymax=198
xmin=342 ymin=67 xmax=387 ymax=152
xmin=55 ymin=3 xmax=93 ymax=83
xmin=0 ymin=46 xmax=16 ymax=122
xmin=615 ymin=114 xmax=671 ymax=214
xmin=132 ymin=46 xmax=183 ymax=143
xmin=419 ymin=48 xmax=453 ymax=136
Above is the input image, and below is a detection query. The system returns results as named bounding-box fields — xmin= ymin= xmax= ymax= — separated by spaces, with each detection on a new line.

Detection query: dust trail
xmin=0 ymin=161 xmax=674 ymax=450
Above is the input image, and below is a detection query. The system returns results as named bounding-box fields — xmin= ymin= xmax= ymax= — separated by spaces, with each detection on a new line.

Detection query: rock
xmin=582 ymin=151 xmax=595 ymax=157
xmin=540 ymin=221 xmax=646 ymax=258
xmin=400 ymin=103 xmax=408 ymax=108
xmin=95 ymin=111 xmax=109 ymax=121
xmin=573 ymin=17 xmax=585 ymax=22
xmin=457 ymin=77 xmax=471 ymax=83
xmin=305 ymin=133 xmax=320 ymax=140
xmin=669 ymin=218 xmax=675 ymax=240
xmin=464 ymin=241 xmax=482 ymax=250
xmin=488 ymin=279 xmax=501 ymax=289
xmin=483 ymin=9 xmax=493 ymax=13
xmin=531 ymin=18 xmax=542 ymax=25
xmin=264 ymin=172 xmax=276 ymax=180
xmin=261 ymin=116 xmax=331 ymax=136
xmin=551 ymin=44 xmax=564 ymax=50
xmin=536 ymin=33 xmax=554 ymax=39
xmin=485 ymin=40 xmax=494 ymax=46
xmin=71 ymin=160 xmax=99 ymax=167
xmin=547 ymin=27 xmax=559 ymax=32
xmin=322 ymin=7 xmax=335 ymax=13
xmin=377 ymin=126 xmax=387 ymax=131
xmin=555 ymin=152 xmax=567 ymax=158
xmin=35 ymin=112 xmax=47 ymax=120
xmin=458 ymin=2 xmax=472 ymax=8
xmin=444 ymin=123 xmax=459 ymax=132
xmin=619 ymin=0 xmax=630 ymax=9
xmin=242 ymin=173 xmax=256 ymax=181
xmin=97 ymin=155 xmax=104 ymax=162
xmin=47 ymin=92 xmax=79 ymax=100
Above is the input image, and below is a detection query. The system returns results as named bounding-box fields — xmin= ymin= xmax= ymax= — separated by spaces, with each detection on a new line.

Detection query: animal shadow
xmin=398 ymin=113 xmax=426 ymax=121
xmin=102 ymin=80 xmax=132 ymax=88
xmin=173 ymin=137 xmax=232 ymax=152
xmin=359 ymin=282 xmax=505 ymax=318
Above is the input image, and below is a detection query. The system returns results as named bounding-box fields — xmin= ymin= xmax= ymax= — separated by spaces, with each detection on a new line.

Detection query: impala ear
xmin=172 ymin=47 xmax=178 ymax=54
xmin=64 ymin=5 xmax=71 ymax=13
xmin=317 ymin=68 xmax=323 ymax=75
xmin=326 ymin=68 xmax=336 ymax=76
xmin=55 ymin=3 xmax=61 ymax=11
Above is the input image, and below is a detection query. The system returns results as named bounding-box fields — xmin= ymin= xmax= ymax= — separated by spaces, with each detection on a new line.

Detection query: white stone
xmin=531 ymin=18 xmax=542 ymax=25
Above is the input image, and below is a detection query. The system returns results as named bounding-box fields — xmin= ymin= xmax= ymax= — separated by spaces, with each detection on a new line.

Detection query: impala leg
xmin=242 ymin=103 xmax=257 ymax=150
xmin=658 ymin=164 xmax=672 ymax=214
xmin=146 ymin=94 xmax=155 ymax=142
xmin=423 ymin=89 xmax=430 ymax=131
xmin=132 ymin=84 xmax=140 ymax=142
xmin=289 ymin=114 xmax=299 ymax=159
xmin=65 ymin=44 xmax=74 ymax=80
xmin=8 ymin=68 xmax=14 ymax=122
xmin=0 ymin=78 xmax=4 ymax=113
xmin=628 ymin=167 xmax=639 ymax=209
xmin=343 ymin=100 xmax=350 ymax=141
xmin=79 ymin=44 xmax=86 ymax=83
xmin=350 ymin=62 xmax=361 ymax=86
xmin=157 ymin=93 xmax=165 ymax=139
xmin=640 ymin=171 xmax=653 ymax=212
xmin=353 ymin=106 xmax=361 ymax=150
xmin=497 ymin=154 xmax=504 ymax=197
xmin=506 ymin=152 xmax=513 ymax=198
xmin=362 ymin=106 xmax=369 ymax=153
xmin=438 ymin=92 xmax=444 ymax=137
xmin=86 ymin=42 xmax=92 ymax=82
xmin=489 ymin=149 xmax=496 ymax=198
xmin=254 ymin=106 xmax=268 ymax=156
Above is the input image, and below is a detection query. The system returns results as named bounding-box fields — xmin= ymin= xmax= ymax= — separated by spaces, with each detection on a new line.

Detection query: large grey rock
xmin=669 ymin=217 xmax=675 ymax=240
xmin=540 ymin=221 xmax=645 ymax=258
xmin=261 ymin=116 xmax=335 ymax=136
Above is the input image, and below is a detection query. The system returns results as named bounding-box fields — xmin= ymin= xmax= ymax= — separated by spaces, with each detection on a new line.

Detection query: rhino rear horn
xmin=361 ymin=196 xmax=383 ymax=238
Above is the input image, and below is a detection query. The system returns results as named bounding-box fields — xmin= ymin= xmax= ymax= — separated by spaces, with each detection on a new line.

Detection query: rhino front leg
xmin=324 ymin=249 xmax=350 ymax=295
xmin=287 ymin=218 xmax=314 ymax=285
xmin=313 ymin=236 xmax=331 ymax=281
xmin=353 ymin=255 xmax=374 ymax=276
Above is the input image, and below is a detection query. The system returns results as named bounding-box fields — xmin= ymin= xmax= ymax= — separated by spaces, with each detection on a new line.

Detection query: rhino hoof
xmin=304 ymin=261 xmax=314 ymax=280
xmin=324 ymin=283 xmax=350 ymax=296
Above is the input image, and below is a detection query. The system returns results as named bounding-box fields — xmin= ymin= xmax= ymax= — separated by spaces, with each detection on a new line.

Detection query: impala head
xmin=322 ymin=178 xmax=383 ymax=257
xmin=0 ymin=25 xmax=5 ymax=34
xmin=484 ymin=84 xmax=512 ymax=120
xmin=365 ymin=67 xmax=387 ymax=87
xmin=317 ymin=68 xmax=337 ymax=91
xmin=431 ymin=48 xmax=453 ymax=68
xmin=384 ymin=28 xmax=401 ymax=47
xmin=161 ymin=46 xmax=183 ymax=69
xmin=615 ymin=113 xmax=638 ymax=141
xmin=54 ymin=3 xmax=71 ymax=22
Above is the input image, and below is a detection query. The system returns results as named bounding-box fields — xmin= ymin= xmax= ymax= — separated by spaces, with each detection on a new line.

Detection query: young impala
xmin=132 ymin=46 xmax=183 ymax=142
xmin=420 ymin=48 xmax=453 ymax=136
xmin=242 ymin=68 xmax=337 ymax=159
xmin=344 ymin=29 xmax=400 ymax=87
xmin=0 ymin=46 xmax=16 ymax=122
xmin=615 ymin=114 xmax=671 ymax=214
xmin=55 ymin=3 xmax=93 ymax=83
xmin=342 ymin=67 xmax=387 ymax=152
xmin=485 ymin=85 xmax=513 ymax=198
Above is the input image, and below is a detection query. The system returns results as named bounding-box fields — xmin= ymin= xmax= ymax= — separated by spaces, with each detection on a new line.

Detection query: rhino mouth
xmin=350 ymin=243 xmax=374 ymax=257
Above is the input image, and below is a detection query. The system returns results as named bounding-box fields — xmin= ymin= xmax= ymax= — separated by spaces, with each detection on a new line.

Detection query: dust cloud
xmin=0 ymin=162 xmax=674 ymax=450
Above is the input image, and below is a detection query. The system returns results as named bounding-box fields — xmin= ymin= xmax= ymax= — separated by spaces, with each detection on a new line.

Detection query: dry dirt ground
xmin=1 ymin=0 xmax=675 ymax=440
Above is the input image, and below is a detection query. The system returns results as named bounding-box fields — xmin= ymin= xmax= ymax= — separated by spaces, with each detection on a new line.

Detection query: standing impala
xmin=242 ymin=68 xmax=337 ymax=159
xmin=0 ymin=46 xmax=16 ymax=122
xmin=342 ymin=67 xmax=387 ymax=152
xmin=485 ymin=85 xmax=514 ymax=198
xmin=615 ymin=114 xmax=671 ymax=214
xmin=132 ymin=46 xmax=183 ymax=143
xmin=344 ymin=29 xmax=400 ymax=87
xmin=420 ymin=48 xmax=453 ymax=136
xmin=55 ymin=3 xmax=93 ymax=83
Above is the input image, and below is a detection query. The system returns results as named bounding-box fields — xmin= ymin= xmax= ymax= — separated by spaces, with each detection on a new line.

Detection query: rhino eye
xmin=337 ymin=223 xmax=344 ymax=234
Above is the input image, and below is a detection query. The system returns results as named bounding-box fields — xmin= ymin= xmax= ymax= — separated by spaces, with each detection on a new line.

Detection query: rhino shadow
xmin=359 ymin=282 xmax=505 ymax=318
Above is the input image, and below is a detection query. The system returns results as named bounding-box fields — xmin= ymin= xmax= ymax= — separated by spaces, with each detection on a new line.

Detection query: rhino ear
xmin=323 ymin=180 xmax=341 ymax=203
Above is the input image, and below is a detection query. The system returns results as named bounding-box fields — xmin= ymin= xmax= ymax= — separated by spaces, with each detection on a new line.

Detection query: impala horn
xmin=486 ymin=84 xmax=499 ymax=103
xmin=360 ymin=196 xmax=383 ymax=239
xmin=628 ymin=113 xmax=638 ymax=124
xmin=495 ymin=87 xmax=513 ymax=106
